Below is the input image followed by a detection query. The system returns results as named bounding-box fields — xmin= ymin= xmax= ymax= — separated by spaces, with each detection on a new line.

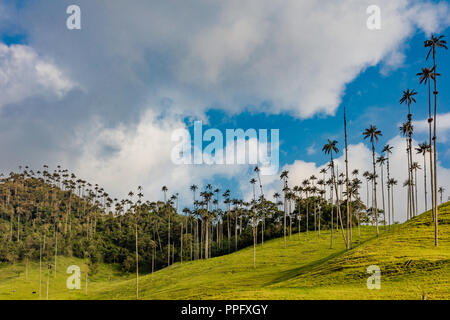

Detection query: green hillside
xmin=1 ymin=202 xmax=449 ymax=300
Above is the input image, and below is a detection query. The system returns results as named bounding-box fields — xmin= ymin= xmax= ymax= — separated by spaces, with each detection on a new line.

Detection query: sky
xmin=0 ymin=0 xmax=449 ymax=222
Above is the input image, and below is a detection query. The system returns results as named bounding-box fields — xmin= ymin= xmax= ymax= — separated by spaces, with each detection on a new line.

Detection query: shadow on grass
xmin=265 ymin=234 xmax=379 ymax=286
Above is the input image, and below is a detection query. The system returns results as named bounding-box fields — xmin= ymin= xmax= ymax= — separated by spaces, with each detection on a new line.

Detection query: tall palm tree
xmin=411 ymin=162 xmax=421 ymax=217
xmin=343 ymin=107 xmax=351 ymax=248
xmin=363 ymin=125 xmax=382 ymax=236
xmin=416 ymin=143 xmax=431 ymax=212
xmin=424 ymin=34 xmax=447 ymax=247
xmin=376 ymin=155 xmax=387 ymax=229
xmin=280 ymin=170 xmax=289 ymax=248
xmin=322 ymin=139 xmax=347 ymax=248
xmin=388 ymin=178 xmax=398 ymax=227
xmin=438 ymin=187 xmax=445 ymax=204
xmin=302 ymin=179 xmax=310 ymax=234
xmin=250 ymin=178 xmax=257 ymax=201
xmin=254 ymin=166 xmax=264 ymax=198
xmin=400 ymin=89 xmax=417 ymax=219
xmin=161 ymin=186 xmax=170 ymax=265
xmin=417 ymin=67 xmax=437 ymax=218
xmin=382 ymin=144 xmax=393 ymax=229
xmin=362 ymin=170 xmax=370 ymax=212
xmin=399 ymin=121 xmax=414 ymax=219
xmin=135 ymin=186 xmax=143 ymax=299
xmin=190 ymin=184 xmax=199 ymax=259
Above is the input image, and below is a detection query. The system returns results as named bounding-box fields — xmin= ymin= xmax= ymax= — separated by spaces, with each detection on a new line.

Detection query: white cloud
xmin=72 ymin=110 xmax=250 ymax=205
xmin=0 ymin=44 xmax=75 ymax=109
xmin=0 ymin=1 xmax=449 ymax=220
xmin=307 ymin=144 xmax=317 ymax=156
xmin=12 ymin=0 xmax=450 ymax=119
xmin=413 ymin=112 xmax=450 ymax=142
xmin=256 ymin=137 xmax=450 ymax=223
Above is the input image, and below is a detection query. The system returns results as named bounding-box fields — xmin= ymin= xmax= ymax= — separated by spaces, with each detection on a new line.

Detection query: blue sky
xmin=0 ymin=0 xmax=449 ymax=221
xmin=183 ymin=28 xmax=450 ymax=198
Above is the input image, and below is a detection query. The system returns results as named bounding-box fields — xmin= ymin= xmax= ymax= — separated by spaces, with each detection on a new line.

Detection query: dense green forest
xmin=0 ymin=166 xmax=377 ymax=277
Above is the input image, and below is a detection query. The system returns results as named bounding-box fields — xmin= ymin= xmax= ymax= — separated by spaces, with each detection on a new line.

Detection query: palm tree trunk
xmin=168 ymin=211 xmax=171 ymax=265
xmin=306 ymin=198 xmax=309 ymax=235
xmin=283 ymin=193 xmax=287 ymax=248
xmin=46 ymin=265 xmax=50 ymax=300
xmin=196 ymin=219 xmax=199 ymax=260
xmin=331 ymin=156 xmax=348 ymax=247
xmin=253 ymin=222 xmax=256 ymax=268
xmin=54 ymin=231 xmax=57 ymax=278
xmin=39 ymin=236 xmax=42 ymax=299
xmin=406 ymin=148 xmax=412 ymax=220
xmin=386 ymin=154 xmax=391 ymax=230
xmin=330 ymin=185 xmax=334 ymax=249
xmin=409 ymin=139 xmax=416 ymax=217
xmin=423 ymin=154 xmax=428 ymax=212
xmin=204 ymin=218 xmax=209 ymax=259
xmin=235 ymin=211 xmax=238 ymax=251
xmin=432 ymin=48 xmax=439 ymax=247
xmin=391 ymin=185 xmax=395 ymax=227
xmin=371 ymin=144 xmax=379 ymax=236
xmin=380 ymin=163 xmax=385 ymax=229
xmin=414 ymin=168 xmax=418 ymax=215
xmin=135 ymin=220 xmax=139 ymax=299
xmin=180 ymin=222 xmax=183 ymax=264
xmin=344 ymin=107 xmax=350 ymax=249
xmin=425 ymin=79 xmax=435 ymax=221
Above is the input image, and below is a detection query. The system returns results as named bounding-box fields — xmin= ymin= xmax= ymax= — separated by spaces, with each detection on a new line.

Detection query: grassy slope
xmin=1 ymin=202 xmax=449 ymax=300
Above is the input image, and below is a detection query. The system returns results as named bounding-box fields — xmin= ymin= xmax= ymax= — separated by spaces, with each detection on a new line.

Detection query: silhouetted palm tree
xmin=417 ymin=67 xmax=438 ymax=218
xmin=280 ymin=170 xmax=289 ymax=248
xmin=400 ymin=89 xmax=417 ymax=219
xmin=424 ymin=34 xmax=447 ymax=247
xmin=363 ymin=125 xmax=382 ymax=236
xmin=438 ymin=187 xmax=445 ymax=204
xmin=388 ymin=178 xmax=398 ymax=227
xmin=382 ymin=144 xmax=393 ymax=229
xmin=416 ymin=143 xmax=430 ymax=213
xmin=376 ymin=156 xmax=387 ymax=229
xmin=399 ymin=121 xmax=414 ymax=219
xmin=323 ymin=139 xmax=347 ymax=247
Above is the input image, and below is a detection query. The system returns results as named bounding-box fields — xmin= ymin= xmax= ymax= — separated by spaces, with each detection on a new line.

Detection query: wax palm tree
xmin=323 ymin=139 xmax=347 ymax=247
xmin=417 ymin=68 xmax=438 ymax=218
xmin=400 ymin=89 xmax=417 ymax=219
xmin=250 ymin=178 xmax=257 ymax=201
xmin=362 ymin=171 xmax=370 ymax=211
xmin=135 ymin=186 xmax=143 ymax=299
xmin=399 ymin=121 xmax=414 ymax=219
xmin=388 ymin=178 xmax=398 ymax=226
xmin=190 ymin=184 xmax=199 ymax=258
xmin=161 ymin=186 xmax=171 ymax=264
xmin=416 ymin=143 xmax=430 ymax=212
xmin=302 ymin=179 xmax=310 ymax=234
xmin=411 ymin=162 xmax=421 ymax=217
xmin=376 ymin=156 xmax=387 ymax=229
xmin=254 ymin=166 xmax=264 ymax=198
xmin=382 ymin=144 xmax=393 ymax=228
xmin=363 ymin=125 xmax=382 ymax=236
xmin=399 ymin=89 xmax=417 ymax=116
xmin=438 ymin=187 xmax=445 ymax=204
xmin=424 ymin=34 xmax=447 ymax=247
xmin=280 ymin=170 xmax=289 ymax=248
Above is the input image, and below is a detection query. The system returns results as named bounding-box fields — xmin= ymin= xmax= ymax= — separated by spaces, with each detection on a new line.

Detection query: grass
xmin=1 ymin=202 xmax=449 ymax=300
